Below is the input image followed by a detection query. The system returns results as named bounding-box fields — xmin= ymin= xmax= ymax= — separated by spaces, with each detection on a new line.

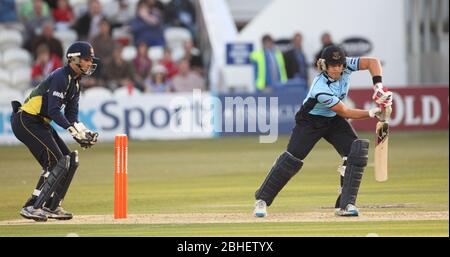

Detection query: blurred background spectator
xmin=72 ymin=0 xmax=105 ymax=41
xmin=110 ymin=0 xmax=133 ymax=27
xmin=170 ymin=58 xmax=205 ymax=92
xmin=24 ymin=20 xmax=64 ymax=60
xmin=132 ymin=41 xmax=153 ymax=89
xmin=21 ymin=0 xmax=53 ymax=44
xmin=129 ymin=0 xmax=165 ymax=47
xmin=31 ymin=43 xmax=62 ymax=86
xmin=283 ymin=32 xmax=308 ymax=89
xmin=144 ymin=64 xmax=170 ymax=93
xmin=101 ymin=43 xmax=138 ymax=91
xmin=52 ymin=0 xmax=75 ymax=30
xmin=314 ymin=32 xmax=335 ymax=66
xmin=250 ymin=34 xmax=287 ymax=92
xmin=183 ymin=39 xmax=203 ymax=75
xmin=165 ymin=0 xmax=197 ymax=39
xmin=159 ymin=47 xmax=178 ymax=79
xmin=90 ymin=18 xmax=115 ymax=65
xmin=20 ymin=0 xmax=51 ymax=22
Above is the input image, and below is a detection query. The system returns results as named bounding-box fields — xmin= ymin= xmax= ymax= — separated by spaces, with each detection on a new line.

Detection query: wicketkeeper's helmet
xmin=66 ymin=41 xmax=99 ymax=76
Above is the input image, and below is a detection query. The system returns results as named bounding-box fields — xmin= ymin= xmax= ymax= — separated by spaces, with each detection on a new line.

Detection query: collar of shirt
xmin=64 ymin=64 xmax=80 ymax=80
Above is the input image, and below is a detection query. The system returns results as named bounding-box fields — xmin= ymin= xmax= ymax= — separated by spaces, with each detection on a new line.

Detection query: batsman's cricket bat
xmin=374 ymin=106 xmax=392 ymax=182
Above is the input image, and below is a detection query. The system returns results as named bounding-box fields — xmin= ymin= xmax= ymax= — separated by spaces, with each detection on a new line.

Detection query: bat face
xmin=374 ymin=121 xmax=389 ymax=182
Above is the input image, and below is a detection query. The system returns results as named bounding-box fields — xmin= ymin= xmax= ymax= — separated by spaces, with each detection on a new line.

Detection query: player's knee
xmin=348 ymin=139 xmax=369 ymax=167
xmin=279 ymin=151 xmax=303 ymax=175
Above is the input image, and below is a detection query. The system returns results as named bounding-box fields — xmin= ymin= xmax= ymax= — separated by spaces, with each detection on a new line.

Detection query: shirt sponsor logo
xmin=53 ymin=91 xmax=65 ymax=99
xmin=323 ymin=98 xmax=333 ymax=105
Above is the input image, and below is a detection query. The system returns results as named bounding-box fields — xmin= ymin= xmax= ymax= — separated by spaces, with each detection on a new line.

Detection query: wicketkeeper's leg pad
xmin=45 ymin=151 xmax=79 ymax=210
xmin=33 ymin=156 xmax=70 ymax=209
xmin=255 ymin=151 xmax=303 ymax=206
xmin=339 ymin=139 xmax=369 ymax=209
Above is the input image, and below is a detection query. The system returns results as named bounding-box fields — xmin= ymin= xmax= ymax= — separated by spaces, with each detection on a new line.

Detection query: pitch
xmin=0 ymin=131 xmax=448 ymax=236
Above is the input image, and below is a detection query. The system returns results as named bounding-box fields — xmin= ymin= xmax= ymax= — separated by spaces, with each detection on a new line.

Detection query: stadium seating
xmin=10 ymin=67 xmax=32 ymax=91
xmin=0 ymin=29 xmax=23 ymax=52
xmin=164 ymin=27 xmax=192 ymax=50
xmin=1 ymin=48 xmax=32 ymax=70
xmin=0 ymin=68 xmax=9 ymax=87
xmin=54 ymin=29 xmax=78 ymax=54
xmin=0 ymin=87 xmax=23 ymax=104
xmin=121 ymin=45 xmax=137 ymax=61
xmin=148 ymin=46 xmax=164 ymax=62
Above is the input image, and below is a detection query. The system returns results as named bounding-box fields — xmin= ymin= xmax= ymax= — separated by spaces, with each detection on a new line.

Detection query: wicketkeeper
xmin=254 ymin=45 xmax=393 ymax=217
xmin=10 ymin=41 xmax=100 ymax=222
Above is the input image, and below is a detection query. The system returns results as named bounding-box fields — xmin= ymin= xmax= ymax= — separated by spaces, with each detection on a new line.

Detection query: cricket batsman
xmin=253 ymin=45 xmax=393 ymax=217
xmin=10 ymin=41 xmax=99 ymax=222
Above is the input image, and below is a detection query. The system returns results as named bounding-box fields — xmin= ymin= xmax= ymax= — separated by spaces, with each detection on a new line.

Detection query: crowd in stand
xmin=250 ymin=31 xmax=336 ymax=93
xmin=0 ymin=0 xmax=205 ymax=94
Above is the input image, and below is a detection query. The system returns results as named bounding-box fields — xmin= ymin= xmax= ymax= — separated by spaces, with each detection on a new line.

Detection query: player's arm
xmin=358 ymin=57 xmax=382 ymax=77
xmin=330 ymin=101 xmax=382 ymax=120
xmin=65 ymin=91 xmax=99 ymax=148
xmin=47 ymin=74 xmax=72 ymax=129
xmin=359 ymin=57 xmax=393 ymax=107
xmin=65 ymin=93 xmax=79 ymax=125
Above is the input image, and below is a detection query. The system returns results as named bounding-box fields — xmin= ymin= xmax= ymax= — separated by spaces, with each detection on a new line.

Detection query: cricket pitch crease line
xmin=0 ymin=211 xmax=448 ymax=225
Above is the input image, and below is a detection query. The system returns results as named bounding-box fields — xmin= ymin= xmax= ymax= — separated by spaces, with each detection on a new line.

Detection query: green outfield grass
xmin=0 ymin=131 xmax=448 ymax=236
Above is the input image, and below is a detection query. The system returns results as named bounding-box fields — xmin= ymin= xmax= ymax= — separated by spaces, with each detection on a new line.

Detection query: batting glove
xmin=368 ymin=107 xmax=384 ymax=121
xmin=372 ymin=83 xmax=393 ymax=106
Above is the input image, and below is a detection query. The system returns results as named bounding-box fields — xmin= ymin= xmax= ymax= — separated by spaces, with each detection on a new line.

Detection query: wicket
xmin=114 ymin=134 xmax=127 ymax=219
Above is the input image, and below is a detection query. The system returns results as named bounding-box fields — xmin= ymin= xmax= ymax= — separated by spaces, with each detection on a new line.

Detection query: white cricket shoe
xmin=335 ymin=204 xmax=359 ymax=217
xmin=254 ymin=199 xmax=267 ymax=217
xmin=20 ymin=206 xmax=48 ymax=222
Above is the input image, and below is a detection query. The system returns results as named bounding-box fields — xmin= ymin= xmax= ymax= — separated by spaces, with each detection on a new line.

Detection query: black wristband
xmin=372 ymin=76 xmax=382 ymax=85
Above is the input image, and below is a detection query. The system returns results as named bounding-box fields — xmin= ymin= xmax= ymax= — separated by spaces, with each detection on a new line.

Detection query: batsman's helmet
xmin=66 ymin=41 xmax=99 ymax=76
xmin=317 ymin=45 xmax=346 ymax=71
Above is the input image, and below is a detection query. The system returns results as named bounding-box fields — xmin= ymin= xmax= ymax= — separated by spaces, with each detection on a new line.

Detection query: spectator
xmin=165 ymin=0 xmax=197 ymax=39
xmin=170 ymin=58 xmax=205 ymax=92
xmin=20 ymin=0 xmax=51 ymax=22
xmin=31 ymin=44 xmax=63 ymax=86
xmin=22 ymin=0 xmax=53 ymax=44
xmin=101 ymin=43 xmax=137 ymax=91
xmin=0 ymin=0 xmax=19 ymax=23
xmin=25 ymin=20 xmax=64 ymax=60
xmin=52 ymin=0 xmax=74 ymax=29
xmin=72 ymin=0 xmax=105 ymax=41
xmin=146 ymin=0 xmax=165 ymax=15
xmin=129 ymin=0 xmax=165 ymax=47
xmin=144 ymin=64 xmax=170 ymax=93
xmin=110 ymin=0 xmax=133 ymax=27
xmin=249 ymin=34 xmax=287 ymax=92
xmin=91 ymin=18 xmax=115 ymax=65
xmin=283 ymin=32 xmax=309 ymax=88
xmin=132 ymin=41 xmax=153 ymax=89
xmin=159 ymin=47 xmax=178 ymax=79
xmin=314 ymin=32 xmax=335 ymax=67
xmin=183 ymin=39 xmax=203 ymax=75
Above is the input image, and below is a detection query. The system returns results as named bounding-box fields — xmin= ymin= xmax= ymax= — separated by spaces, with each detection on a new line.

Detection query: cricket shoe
xmin=254 ymin=199 xmax=267 ymax=217
xmin=20 ymin=206 xmax=48 ymax=222
xmin=43 ymin=206 xmax=73 ymax=220
xmin=335 ymin=204 xmax=359 ymax=217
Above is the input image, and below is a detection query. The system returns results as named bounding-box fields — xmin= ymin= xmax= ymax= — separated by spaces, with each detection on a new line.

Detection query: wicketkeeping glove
xmin=67 ymin=122 xmax=99 ymax=149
